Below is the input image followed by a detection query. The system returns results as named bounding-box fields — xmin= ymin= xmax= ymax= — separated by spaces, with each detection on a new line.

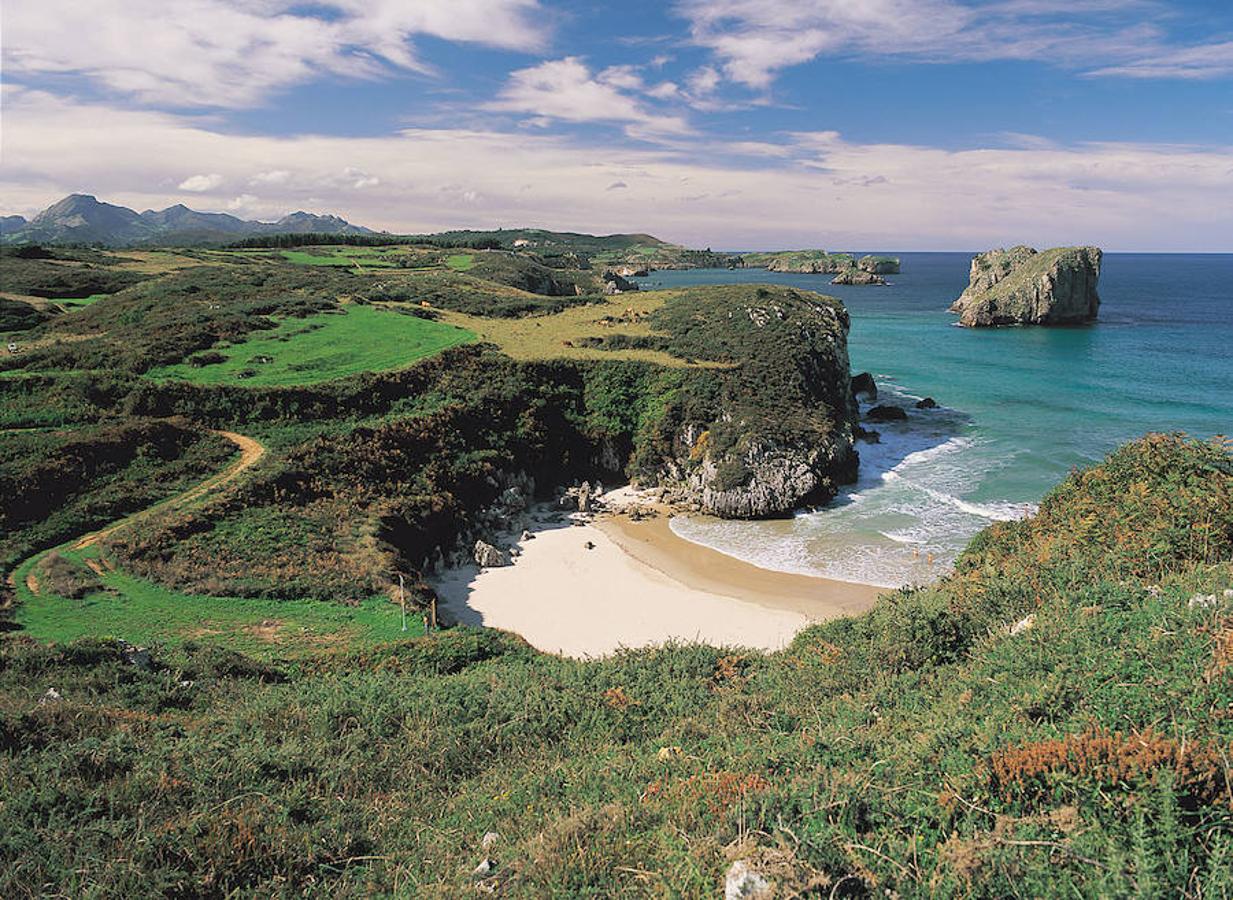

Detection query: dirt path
xmin=4 ymin=430 xmax=266 ymax=597
xmin=74 ymin=431 xmax=265 ymax=550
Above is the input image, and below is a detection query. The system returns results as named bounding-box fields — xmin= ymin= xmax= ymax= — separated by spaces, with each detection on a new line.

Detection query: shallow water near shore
xmin=637 ymin=253 xmax=1233 ymax=586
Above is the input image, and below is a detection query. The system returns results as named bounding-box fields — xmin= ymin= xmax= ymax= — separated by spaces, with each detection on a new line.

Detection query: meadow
xmin=146 ymin=305 xmax=475 ymax=387
xmin=14 ymin=544 xmax=421 ymax=660
xmin=280 ymin=247 xmax=401 ymax=268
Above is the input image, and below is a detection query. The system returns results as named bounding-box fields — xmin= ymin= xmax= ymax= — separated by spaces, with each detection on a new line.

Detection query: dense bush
xmin=0 ymin=418 xmax=235 ymax=589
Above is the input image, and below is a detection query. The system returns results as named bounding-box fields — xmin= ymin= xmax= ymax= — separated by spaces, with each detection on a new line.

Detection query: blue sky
xmin=4 ymin=0 xmax=1232 ymax=249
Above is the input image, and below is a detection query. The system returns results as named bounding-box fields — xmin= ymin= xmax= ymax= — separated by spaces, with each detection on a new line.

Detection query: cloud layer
xmin=675 ymin=0 xmax=1233 ymax=90
xmin=5 ymin=87 xmax=1230 ymax=250
xmin=3 ymin=0 xmax=547 ymax=107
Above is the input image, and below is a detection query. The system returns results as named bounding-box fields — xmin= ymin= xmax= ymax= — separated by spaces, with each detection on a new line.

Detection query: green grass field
xmin=53 ymin=293 xmax=108 ymax=308
xmin=147 ymin=305 xmax=475 ymax=386
xmin=446 ymin=253 xmax=474 ymax=271
xmin=13 ymin=545 xmax=423 ymax=659
xmin=280 ymin=248 xmax=399 ymax=268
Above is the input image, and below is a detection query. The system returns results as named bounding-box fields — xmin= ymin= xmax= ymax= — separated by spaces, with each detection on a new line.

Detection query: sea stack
xmin=949 ymin=246 xmax=1101 ymax=327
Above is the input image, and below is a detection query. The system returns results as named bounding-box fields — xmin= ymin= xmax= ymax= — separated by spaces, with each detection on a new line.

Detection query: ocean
xmin=634 ymin=254 xmax=1233 ymax=587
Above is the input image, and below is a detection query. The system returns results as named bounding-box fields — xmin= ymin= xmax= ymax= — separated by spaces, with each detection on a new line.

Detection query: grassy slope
xmin=13 ymin=544 xmax=421 ymax=659
xmin=147 ymin=306 xmax=475 ymax=387
xmin=1 ymin=435 xmax=1230 ymax=897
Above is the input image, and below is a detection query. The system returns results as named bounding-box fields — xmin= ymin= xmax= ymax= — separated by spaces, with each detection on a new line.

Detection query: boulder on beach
xmin=950 ymin=246 xmax=1101 ymax=327
xmin=473 ymin=540 xmax=509 ymax=568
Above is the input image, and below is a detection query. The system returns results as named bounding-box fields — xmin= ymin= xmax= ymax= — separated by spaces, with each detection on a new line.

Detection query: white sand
xmin=432 ymin=515 xmax=810 ymax=657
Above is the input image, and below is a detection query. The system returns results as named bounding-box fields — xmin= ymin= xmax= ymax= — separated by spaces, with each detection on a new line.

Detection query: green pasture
xmin=146 ymin=305 xmax=475 ymax=386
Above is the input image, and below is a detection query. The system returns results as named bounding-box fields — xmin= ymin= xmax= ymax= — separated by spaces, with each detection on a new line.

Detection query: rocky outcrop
xmin=830 ymin=269 xmax=886 ymax=286
xmin=858 ymin=255 xmax=900 ymax=274
xmin=473 ymin=540 xmax=509 ymax=568
xmin=644 ymin=285 xmax=860 ymax=519
xmin=949 ymin=246 xmax=1101 ymax=327
xmin=682 ymin=437 xmax=857 ymax=519
xmin=866 ymin=405 xmax=907 ymax=422
xmin=601 ymin=271 xmax=639 ymax=294
xmin=851 ymin=372 xmax=877 ymax=402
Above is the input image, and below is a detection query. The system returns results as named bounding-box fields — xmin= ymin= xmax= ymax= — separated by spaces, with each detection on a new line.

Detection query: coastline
xmin=597 ymin=512 xmax=884 ymax=620
xmin=432 ymin=493 xmax=885 ymax=658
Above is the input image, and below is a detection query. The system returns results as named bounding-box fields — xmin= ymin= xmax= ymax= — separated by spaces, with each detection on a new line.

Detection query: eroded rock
xmin=950 ymin=246 xmax=1101 ymax=327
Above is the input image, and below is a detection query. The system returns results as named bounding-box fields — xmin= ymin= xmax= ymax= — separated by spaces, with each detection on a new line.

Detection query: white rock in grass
xmin=481 ymin=831 xmax=500 ymax=851
xmin=1009 ymin=613 xmax=1035 ymax=636
xmin=39 ymin=687 xmax=62 ymax=705
xmin=725 ymin=860 xmax=772 ymax=900
xmin=1189 ymin=593 xmax=1221 ymax=610
xmin=473 ymin=858 xmax=494 ymax=879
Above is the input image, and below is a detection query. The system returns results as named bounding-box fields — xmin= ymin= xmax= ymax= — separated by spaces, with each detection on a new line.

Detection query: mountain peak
xmin=7 ymin=194 xmax=373 ymax=246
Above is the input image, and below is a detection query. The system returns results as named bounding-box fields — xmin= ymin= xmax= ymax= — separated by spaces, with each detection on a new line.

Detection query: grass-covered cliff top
xmin=2 ymin=433 xmax=1231 ymax=896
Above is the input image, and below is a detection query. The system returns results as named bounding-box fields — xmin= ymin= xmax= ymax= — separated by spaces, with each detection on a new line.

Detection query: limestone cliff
xmin=831 ymin=269 xmax=886 ymax=286
xmin=632 ymin=285 xmax=859 ymax=518
xmin=858 ymin=255 xmax=900 ymax=275
xmin=949 ymin=246 xmax=1101 ymax=327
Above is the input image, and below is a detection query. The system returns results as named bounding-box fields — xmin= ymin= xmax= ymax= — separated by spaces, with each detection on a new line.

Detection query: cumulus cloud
xmin=674 ymin=0 xmax=1233 ymax=89
xmin=177 ymin=173 xmax=224 ymax=192
xmin=487 ymin=57 xmax=691 ymax=138
xmin=3 ymin=87 xmax=1231 ymax=251
xmin=2 ymin=0 xmax=547 ymax=107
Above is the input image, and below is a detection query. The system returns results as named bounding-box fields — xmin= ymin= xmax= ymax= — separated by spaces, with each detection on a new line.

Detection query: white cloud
xmin=3 ymin=87 xmax=1231 ymax=251
xmin=486 ymin=58 xmax=691 ymax=138
xmin=177 ymin=173 xmax=224 ymax=192
xmin=227 ymin=194 xmax=259 ymax=212
xmin=1088 ymin=40 xmax=1233 ymax=79
xmin=250 ymin=170 xmax=293 ymax=186
xmin=674 ymin=0 xmax=1233 ymax=89
xmin=2 ymin=0 xmax=547 ymax=108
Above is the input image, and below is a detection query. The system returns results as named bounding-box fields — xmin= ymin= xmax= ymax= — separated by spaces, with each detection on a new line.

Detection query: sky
xmin=3 ymin=0 xmax=1232 ymax=250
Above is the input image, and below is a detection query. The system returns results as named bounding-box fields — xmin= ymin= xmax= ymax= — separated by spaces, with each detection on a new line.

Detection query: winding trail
xmin=5 ymin=430 xmax=266 ymax=598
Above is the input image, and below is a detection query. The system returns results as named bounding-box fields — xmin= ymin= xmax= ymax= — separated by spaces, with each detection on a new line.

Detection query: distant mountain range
xmin=0 ymin=194 xmax=374 ymax=246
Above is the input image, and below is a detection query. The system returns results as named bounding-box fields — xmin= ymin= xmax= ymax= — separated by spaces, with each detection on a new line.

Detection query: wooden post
xmin=398 ymin=573 xmax=407 ymax=632
xmin=430 ymin=597 xmax=437 ymax=631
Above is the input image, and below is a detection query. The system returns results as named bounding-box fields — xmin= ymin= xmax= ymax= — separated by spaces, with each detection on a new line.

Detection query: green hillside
xmin=1 ymin=435 xmax=1230 ymax=895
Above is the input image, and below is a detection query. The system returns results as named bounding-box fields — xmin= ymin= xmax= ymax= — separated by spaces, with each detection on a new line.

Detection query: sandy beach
xmin=432 ymin=494 xmax=885 ymax=658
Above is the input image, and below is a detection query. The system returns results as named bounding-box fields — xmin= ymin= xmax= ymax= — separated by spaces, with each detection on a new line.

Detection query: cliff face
xmin=950 ymin=246 xmax=1101 ymax=326
xmin=634 ymin=285 xmax=859 ymax=518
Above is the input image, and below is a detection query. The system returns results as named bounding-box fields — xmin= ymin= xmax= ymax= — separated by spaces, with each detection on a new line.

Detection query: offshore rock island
xmin=950 ymin=245 xmax=1102 ymax=326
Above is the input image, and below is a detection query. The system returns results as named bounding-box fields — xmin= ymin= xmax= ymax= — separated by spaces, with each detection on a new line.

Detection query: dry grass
xmin=432 ymin=290 xmax=727 ymax=368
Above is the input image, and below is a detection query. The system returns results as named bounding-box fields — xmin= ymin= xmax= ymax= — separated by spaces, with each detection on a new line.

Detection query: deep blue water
xmin=635 ymin=255 xmax=1233 ymax=586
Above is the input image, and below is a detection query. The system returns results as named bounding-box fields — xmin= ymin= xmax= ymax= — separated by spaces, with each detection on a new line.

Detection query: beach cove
xmin=432 ymin=492 xmax=882 ymax=657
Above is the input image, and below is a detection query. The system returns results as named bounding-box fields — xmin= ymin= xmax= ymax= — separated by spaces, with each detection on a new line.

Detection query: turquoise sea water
xmin=635 ymin=254 xmax=1233 ymax=587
